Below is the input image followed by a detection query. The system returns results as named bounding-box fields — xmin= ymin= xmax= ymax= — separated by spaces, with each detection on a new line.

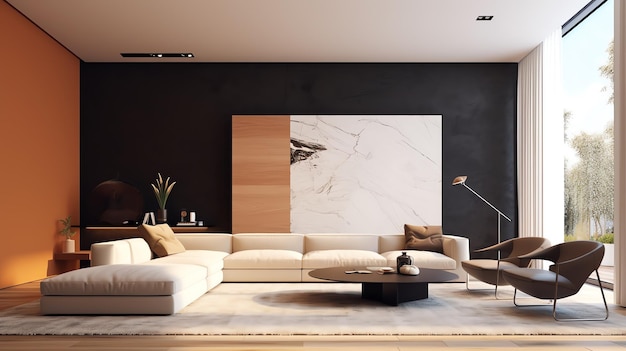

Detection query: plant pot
xmin=156 ymin=209 xmax=168 ymax=224
xmin=63 ymin=239 xmax=75 ymax=253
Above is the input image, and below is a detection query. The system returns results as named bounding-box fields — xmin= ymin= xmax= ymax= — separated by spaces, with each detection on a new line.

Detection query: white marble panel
xmin=290 ymin=115 xmax=442 ymax=233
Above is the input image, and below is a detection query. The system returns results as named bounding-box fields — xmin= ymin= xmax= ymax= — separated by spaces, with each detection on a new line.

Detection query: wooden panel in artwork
xmin=232 ymin=185 xmax=290 ymax=233
xmin=232 ymin=116 xmax=290 ymax=233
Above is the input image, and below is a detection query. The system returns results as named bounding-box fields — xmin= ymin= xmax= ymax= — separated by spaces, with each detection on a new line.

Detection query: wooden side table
xmin=54 ymin=250 xmax=91 ymax=261
xmin=54 ymin=250 xmax=91 ymax=271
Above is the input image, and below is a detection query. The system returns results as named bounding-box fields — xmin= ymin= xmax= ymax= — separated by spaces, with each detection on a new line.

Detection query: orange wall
xmin=0 ymin=2 xmax=80 ymax=289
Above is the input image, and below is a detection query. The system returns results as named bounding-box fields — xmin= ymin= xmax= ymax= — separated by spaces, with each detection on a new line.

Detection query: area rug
xmin=0 ymin=282 xmax=623 ymax=336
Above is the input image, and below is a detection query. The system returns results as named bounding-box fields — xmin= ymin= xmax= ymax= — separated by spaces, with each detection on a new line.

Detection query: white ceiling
xmin=6 ymin=0 xmax=591 ymax=63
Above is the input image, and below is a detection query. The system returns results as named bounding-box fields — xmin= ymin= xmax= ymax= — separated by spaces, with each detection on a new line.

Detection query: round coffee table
xmin=309 ymin=266 xmax=458 ymax=306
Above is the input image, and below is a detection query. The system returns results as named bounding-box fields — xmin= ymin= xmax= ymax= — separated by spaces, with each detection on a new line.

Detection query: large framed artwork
xmin=291 ymin=115 xmax=441 ymax=233
xmin=232 ymin=115 xmax=442 ymax=234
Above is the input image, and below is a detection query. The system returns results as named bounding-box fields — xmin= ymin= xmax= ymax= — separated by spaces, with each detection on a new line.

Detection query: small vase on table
xmin=396 ymin=251 xmax=414 ymax=273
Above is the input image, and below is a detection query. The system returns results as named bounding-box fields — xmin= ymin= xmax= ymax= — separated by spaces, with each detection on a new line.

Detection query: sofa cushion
xmin=145 ymin=250 xmax=228 ymax=275
xmin=233 ymin=234 xmax=304 ymax=252
xmin=404 ymin=224 xmax=444 ymax=253
xmin=378 ymin=234 xmax=406 ymax=253
xmin=224 ymin=249 xmax=303 ymax=269
xmin=175 ymin=233 xmax=233 ymax=253
xmin=302 ymin=250 xmax=387 ymax=269
xmin=305 ymin=234 xmax=379 ymax=252
xmin=380 ymin=250 xmax=456 ymax=270
xmin=138 ymin=223 xmax=186 ymax=257
xmin=40 ymin=264 xmax=206 ymax=296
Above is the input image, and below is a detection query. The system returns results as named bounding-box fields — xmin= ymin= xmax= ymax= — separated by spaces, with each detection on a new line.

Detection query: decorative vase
xmin=63 ymin=239 xmax=75 ymax=253
xmin=396 ymin=251 xmax=413 ymax=272
xmin=156 ymin=209 xmax=167 ymax=224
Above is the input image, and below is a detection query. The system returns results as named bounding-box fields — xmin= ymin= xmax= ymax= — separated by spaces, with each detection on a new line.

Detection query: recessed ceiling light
xmin=476 ymin=15 xmax=493 ymax=21
xmin=120 ymin=53 xmax=195 ymax=58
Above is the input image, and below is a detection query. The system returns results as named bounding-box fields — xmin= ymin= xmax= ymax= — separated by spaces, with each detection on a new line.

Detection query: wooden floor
xmin=1 ymin=280 xmax=625 ymax=351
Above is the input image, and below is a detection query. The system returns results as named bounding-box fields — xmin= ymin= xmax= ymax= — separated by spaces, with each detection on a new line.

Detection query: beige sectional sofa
xmin=40 ymin=230 xmax=469 ymax=315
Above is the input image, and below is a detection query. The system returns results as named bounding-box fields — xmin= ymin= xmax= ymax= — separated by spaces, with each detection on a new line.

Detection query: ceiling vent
xmin=120 ymin=53 xmax=194 ymax=58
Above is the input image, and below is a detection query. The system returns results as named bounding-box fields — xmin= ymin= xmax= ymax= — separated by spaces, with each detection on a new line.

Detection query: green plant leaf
xmin=151 ymin=173 xmax=176 ymax=209
xmin=58 ymin=216 xmax=76 ymax=239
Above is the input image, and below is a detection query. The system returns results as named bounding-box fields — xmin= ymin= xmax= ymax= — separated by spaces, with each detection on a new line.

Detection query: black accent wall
xmin=80 ymin=62 xmax=518 ymax=254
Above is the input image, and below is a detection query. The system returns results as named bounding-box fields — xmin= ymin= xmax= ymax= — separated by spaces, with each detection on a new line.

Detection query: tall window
xmin=562 ymin=0 xmax=614 ymax=279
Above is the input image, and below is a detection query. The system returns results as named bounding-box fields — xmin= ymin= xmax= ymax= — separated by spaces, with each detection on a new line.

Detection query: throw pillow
xmin=137 ymin=223 xmax=186 ymax=257
xmin=404 ymin=224 xmax=444 ymax=253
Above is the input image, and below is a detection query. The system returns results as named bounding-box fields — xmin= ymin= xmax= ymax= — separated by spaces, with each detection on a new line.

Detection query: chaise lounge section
xmin=40 ymin=237 xmax=228 ymax=315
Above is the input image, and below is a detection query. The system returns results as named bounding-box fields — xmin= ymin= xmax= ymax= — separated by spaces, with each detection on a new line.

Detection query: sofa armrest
xmin=91 ymin=238 xmax=152 ymax=266
xmin=442 ymin=234 xmax=470 ymax=268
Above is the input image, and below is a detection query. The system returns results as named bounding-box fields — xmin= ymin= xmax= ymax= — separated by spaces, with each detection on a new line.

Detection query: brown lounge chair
xmin=501 ymin=240 xmax=609 ymax=321
xmin=461 ymin=237 xmax=551 ymax=298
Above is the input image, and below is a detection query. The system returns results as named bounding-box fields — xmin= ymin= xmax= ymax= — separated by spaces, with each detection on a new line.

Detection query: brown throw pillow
xmin=404 ymin=224 xmax=444 ymax=253
xmin=137 ymin=223 xmax=186 ymax=257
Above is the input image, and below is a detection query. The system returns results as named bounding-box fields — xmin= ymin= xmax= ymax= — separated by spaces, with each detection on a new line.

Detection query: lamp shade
xmin=452 ymin=175 xmax=467 ymax=186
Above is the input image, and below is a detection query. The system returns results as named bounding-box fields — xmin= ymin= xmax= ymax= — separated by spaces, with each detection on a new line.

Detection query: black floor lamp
xmin=452 ymin=175 xmax=511 ymax=253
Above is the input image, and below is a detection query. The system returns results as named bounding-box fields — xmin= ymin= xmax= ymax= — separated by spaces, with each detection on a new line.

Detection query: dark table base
xmin=308 ymin=266 xmax=458 ymax=306
xmin=361 ymin=282 xmax=429 ymax=306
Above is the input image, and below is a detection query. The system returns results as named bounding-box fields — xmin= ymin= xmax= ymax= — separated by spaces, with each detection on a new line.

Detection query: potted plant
xmin=151 ymin=173 xmax=176 ymax=224
xmin=59 ymin=216 xmax=76 ymax=253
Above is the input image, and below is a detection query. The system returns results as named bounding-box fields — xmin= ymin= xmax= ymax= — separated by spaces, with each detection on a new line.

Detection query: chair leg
xmin=511 ymin=270 xmax=609 ymax=321
xmin=465 ymin=276 xmax=510 ymax=299
xmin=552 ymin=269 xmax=609 ymax=322
xmin=494 ymin=273 xmax=507 ymax=300
xmin=464 ymin=261 xmax=510 ymax=299
xmin=465 ymin=275 xmax=487 ymax=291
xmin=513 ymin=289 xmax=552 ymax=307
xmin=512 ymin=288 xmax=551 ymax=307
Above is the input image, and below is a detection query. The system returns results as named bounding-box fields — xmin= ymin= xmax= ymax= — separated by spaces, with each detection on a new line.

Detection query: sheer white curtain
xmin=517 ymin=28 xmax=564 ymax=248
xmin=614 ymin=0 xmax=625 ymax=306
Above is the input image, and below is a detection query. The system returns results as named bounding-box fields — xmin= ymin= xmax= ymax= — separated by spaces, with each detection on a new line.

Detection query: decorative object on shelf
xmin=177 ymin=208 xmax=199 ymax=226
xmin=151 ymin=173 xmax=176 ymax=224
xmin=142 ymin=212 xmax=156 ymax=225
xmin=176 ymin=221 xmax=198 ymax=226
xmin=396 ymin=251 xmax=413 ymax=273
xmin=87 ymin=179 xmax=143 ymax=226
xmin=59 ymin=216 xmax=76 ymax=253
xmin=156 ymin=209 xmax=167 ymax=225
xmin=452 ymin=175 xmax=511 ymax=258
